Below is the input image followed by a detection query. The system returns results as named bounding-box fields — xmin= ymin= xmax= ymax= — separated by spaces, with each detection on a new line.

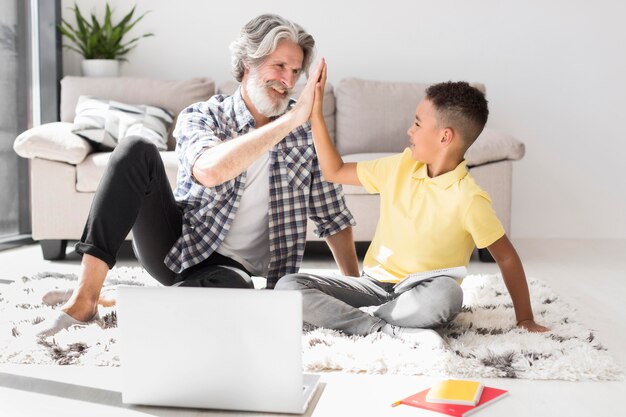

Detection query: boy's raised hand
xmin=312 ymin=58 xmax=327 ymax=120
xmin=517 ymin=319 xmax=550 ymax=333
xmin=290 ymin=59 xmax=325 ymax=127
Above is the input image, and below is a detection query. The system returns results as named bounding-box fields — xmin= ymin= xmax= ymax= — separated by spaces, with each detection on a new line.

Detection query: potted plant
xmin=58 ymin=2 xmax=153 ymax=77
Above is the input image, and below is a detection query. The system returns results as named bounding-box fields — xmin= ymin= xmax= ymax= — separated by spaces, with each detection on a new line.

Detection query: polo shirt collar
xmin=412 ymin=160 xmax=469 ymax=189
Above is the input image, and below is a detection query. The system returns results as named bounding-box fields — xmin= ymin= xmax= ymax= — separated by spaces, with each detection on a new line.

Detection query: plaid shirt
xmin=166 ymin=88 xmax=355 ymax=286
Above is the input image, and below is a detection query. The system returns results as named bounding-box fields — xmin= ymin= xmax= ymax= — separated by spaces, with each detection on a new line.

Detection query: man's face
xmin=407 ymin=99 xmax=443 ymax=163
xmin=244 ymin=39 xmax=304 ymax=118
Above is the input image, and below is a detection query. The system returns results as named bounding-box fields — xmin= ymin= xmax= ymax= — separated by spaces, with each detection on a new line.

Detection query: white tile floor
xmin=1 ymin=238 xmax=625 ymax=416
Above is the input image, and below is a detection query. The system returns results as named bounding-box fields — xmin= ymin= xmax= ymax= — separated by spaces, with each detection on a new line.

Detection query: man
xmin=36 ymin=14 xmax=358 ymax=337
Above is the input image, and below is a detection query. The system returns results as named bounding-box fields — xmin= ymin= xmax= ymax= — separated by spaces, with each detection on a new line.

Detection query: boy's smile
xmin=407 ymin=99 xmax=442 ymax=164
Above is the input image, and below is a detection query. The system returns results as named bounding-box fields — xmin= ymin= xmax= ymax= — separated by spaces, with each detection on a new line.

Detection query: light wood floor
xmin=0 ymin=239 xmax=624 ymax=416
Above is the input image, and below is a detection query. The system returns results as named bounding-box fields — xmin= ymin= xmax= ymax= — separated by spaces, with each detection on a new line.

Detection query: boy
xmin=276 ymin=60 xmax=549 ymax=348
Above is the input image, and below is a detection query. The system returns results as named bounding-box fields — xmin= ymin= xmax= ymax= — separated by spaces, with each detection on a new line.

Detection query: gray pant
xmin=275 ymin=273 xmax=463 ymax=336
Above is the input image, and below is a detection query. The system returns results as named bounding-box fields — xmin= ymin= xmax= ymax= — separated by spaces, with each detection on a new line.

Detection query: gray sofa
xmin=15 ymin=76 xmax=525 ymax=261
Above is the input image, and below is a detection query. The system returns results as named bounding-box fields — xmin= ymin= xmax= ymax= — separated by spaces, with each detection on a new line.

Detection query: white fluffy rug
xmin=0 ymin=268 xmax=623 ymax=381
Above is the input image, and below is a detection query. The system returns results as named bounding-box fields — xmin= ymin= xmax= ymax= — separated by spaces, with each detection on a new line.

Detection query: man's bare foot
xmin=42 ymin=287 xmax=117 ymax=308
xmin=29 ymin=253 xmax=111 ymax=336
xmin=30 ymin=309 xmax=100 ymax=338
xmin=97 ymin=288 xmax=117 ymax=307
xmin=61 ymin=301 xmax=99 ymax=323
xmin=42 ymin=288 xmax=74 ymax=306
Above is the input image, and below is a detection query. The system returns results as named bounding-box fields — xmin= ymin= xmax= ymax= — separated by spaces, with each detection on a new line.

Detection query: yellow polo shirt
xmin=356 ymin=148 xmax=505 ymax=283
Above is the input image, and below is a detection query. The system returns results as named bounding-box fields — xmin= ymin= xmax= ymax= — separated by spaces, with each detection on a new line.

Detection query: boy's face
xmin=407 ymin=99 xmax=443 ymax=163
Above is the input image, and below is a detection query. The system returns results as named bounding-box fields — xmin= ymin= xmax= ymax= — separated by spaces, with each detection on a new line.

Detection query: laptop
xmin=117 ymin=286 xmax=320 ymax=414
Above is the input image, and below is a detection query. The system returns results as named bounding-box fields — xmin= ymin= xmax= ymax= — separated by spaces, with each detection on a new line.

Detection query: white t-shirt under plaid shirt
xmin=166 ymin=88 xmax=356 ymax=287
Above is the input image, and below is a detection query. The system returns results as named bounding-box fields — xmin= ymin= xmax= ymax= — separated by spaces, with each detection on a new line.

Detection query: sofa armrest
xmin=13 ymin=122 xmax=93 ymax=165
xmin=30 ymin=158 xmax=94 ymax=240
xmin=465 ymin=127 xmax=525 ymax=167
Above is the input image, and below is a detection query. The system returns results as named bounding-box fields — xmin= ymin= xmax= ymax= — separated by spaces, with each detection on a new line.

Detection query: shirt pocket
xmin=209 ymin=177 xmax=236 ymax=197
xmin=282 ymin=146 xmax=315 ymax=190
xmin=185 ymin=179 xmax=236 ymax=227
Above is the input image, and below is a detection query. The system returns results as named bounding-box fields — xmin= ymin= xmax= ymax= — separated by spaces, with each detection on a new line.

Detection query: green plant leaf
xmin=116 ymin=6 xmax=137 ymax=30
xmin=73 ymin=4 xmax=89 ymax=39
xmin=58 ymin=2 xmax=153 ymax=60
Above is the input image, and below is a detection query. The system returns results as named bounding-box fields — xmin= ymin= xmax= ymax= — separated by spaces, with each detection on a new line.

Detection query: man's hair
xmin=229 ymin=14 xmax=315 ymax=82
xmin=425 ymin=81 xmax=489 ymax=148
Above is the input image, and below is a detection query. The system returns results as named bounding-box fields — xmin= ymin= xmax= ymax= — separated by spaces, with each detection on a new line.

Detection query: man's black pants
xmin=75 ymin=136 xmax=253 ymax=289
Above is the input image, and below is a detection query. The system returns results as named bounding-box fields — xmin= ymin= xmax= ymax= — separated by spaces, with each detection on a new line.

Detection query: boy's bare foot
xmin=381 ymin=324 xmax=448 ymax=350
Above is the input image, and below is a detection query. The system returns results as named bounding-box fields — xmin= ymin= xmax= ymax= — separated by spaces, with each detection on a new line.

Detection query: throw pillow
xmin=72 ymin=96 xmax=174 ymax=151
xmin=465 ymin=128 xmax=526 ymax=167
xmin=13 ymin=122 xmax=93 ymax=164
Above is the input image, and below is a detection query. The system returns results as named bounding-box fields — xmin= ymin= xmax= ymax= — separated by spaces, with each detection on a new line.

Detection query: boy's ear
xmin=440 ymin=127 xmax=454 ymax=146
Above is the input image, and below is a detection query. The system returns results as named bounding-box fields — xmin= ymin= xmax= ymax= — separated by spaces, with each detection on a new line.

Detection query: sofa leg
xmin=40 ymin=240 xmax=68 ymax=260
xmin=478 ymin=248 xmax=495 ymax=263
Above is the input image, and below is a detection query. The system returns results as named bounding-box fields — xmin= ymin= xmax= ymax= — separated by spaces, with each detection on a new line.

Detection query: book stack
xmin=391 ymin=379 xmax=508 ymax=416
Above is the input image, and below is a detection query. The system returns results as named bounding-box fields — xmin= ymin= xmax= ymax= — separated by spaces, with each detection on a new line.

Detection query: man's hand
xmin=517 ymin=319 xmax=550 ymax=333
xmin=290 ymin=58 xmax=325 ymax=126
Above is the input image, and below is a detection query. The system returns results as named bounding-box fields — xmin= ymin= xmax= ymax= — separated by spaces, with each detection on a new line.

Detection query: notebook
xmin=393 ymin=266 xmax=468 ymax=293
xmin=394 ymin=386 xmax=508 ymax=416
xmin=117 ymin=286 xmax=320 ymax=414
xmin=426 ymin=379 xmax=484 ymax=406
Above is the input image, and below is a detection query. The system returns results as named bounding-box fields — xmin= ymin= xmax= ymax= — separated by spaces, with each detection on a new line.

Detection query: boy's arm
xmin=487 ymin=234 xmax=550 ymax=333
xmin=325 ymin=227 xmax=360 ymax=277
xmin=310 ymin=60 xmax=361 ymax=186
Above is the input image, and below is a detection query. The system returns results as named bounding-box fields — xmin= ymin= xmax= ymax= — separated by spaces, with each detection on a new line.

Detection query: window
xmin=0 ymin=0 xmax=60 ymax=245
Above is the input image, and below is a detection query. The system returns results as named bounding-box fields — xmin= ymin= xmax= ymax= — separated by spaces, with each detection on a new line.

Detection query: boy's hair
xmin=425 ymin=81 xmax=489 ymax=148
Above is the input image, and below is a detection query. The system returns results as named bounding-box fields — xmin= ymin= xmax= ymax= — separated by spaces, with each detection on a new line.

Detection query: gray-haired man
xmin=35 ymin=14 xmax=358 ymax=336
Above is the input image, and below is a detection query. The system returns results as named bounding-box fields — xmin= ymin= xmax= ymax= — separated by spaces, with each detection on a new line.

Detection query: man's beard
xmin=246 ymin=72 xmax=292 ymax=118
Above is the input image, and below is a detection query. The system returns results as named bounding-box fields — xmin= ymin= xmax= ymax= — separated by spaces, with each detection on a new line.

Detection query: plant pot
xmin=81 ymin=59 xmax=120 ymax=77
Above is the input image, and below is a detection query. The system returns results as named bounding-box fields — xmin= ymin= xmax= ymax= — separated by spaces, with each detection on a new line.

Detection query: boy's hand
xmin=312 ymin=58 xmax=327 ymax=120
xmin=517 ymin=319 xmax=550 ymax=333
xmin=290 ymin=59 xmax=325 ymax=127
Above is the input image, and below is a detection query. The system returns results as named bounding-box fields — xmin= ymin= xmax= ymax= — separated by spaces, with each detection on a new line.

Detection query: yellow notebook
xmin=425 ymin=379 xmax=484 ymax=406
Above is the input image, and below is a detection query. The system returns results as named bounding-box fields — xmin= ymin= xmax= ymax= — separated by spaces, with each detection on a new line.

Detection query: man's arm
xmin=325 ymin=227 xmax=360 ymax=277
xmin=192 ymin=115 xmax=302 ymax=187
xmin=487 ymin=234 xmax=550 ymax=333
xmin=310 ymin=60 xmax=361 ymax=186
xmin=193 ymin=61 xmax=325 ymax=188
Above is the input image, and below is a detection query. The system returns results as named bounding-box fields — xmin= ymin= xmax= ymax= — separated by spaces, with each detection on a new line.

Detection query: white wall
xmin=61 ymin=0 xmax=626 ymax=239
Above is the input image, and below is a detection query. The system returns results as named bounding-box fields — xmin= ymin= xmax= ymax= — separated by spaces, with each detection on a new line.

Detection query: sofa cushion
xmin=465 ymin=127 xmax=525 ymax=166
xmin=72 ymin=96 xmax=173 ymax=151
xmin=60 ymin=77 xmax=215 ymax=150
xmin=217 ymin=80 xmax=336 ymax=142
xmin=335 ymin=78 xmax=485 ymax=155
xmin=76 ymin=151 xmax=179 ymax=192
xmin=13 ymin=122 xmax=92 ymax=164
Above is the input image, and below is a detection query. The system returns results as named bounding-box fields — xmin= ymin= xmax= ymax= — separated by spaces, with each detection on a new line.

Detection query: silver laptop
xmin=117 ymin=286 xmax=320 ymax=414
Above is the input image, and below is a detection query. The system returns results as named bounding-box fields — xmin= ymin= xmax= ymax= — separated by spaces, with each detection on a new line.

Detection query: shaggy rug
xmin=0 ymin=268 xmax=623 ymax=381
